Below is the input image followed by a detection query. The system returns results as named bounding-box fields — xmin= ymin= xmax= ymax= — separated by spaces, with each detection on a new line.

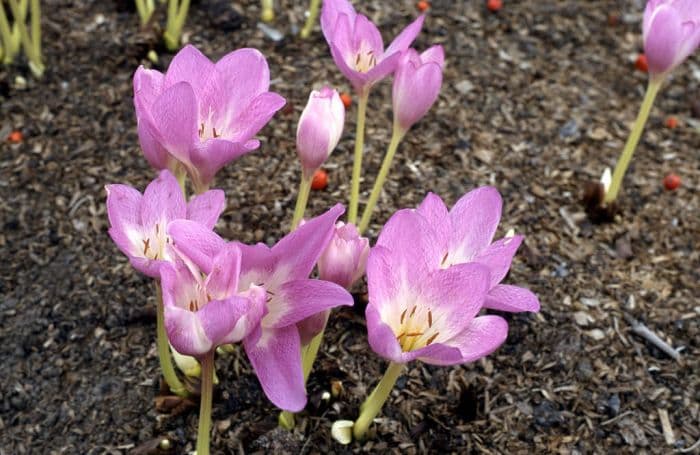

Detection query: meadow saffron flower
xmin=160 ymin=244 xmax=266 ymax=357
xmin=643 ymin=0 xmax=700 ymax=77
xmin=318 ymin=221 xmax=369 ymax=290
xmin=320 ymin=0 xmax=424 ymax=93
xmin=406 ymin=187 xmax=540 ymax=313
xmin=366 ymin=210 xmax=507 ymax=365
xmin=167 ymin=204 xmax=354 ymax=411
xmin=105 ymin=169 xmax=225 ymax=278
xmin=133 ymin=45 xmax=286 ymax=192
xmin=392 ymin=45 xmax=444 ymax=133
xmin=296 ymin=86 xmax=345 ymax=178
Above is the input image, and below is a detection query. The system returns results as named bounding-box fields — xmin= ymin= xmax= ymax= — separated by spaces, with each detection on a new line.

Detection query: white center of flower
xmin=394 ymin=303 xmax=441 ymax=352
xmin=139 ymin=222 xmax=172 ymax=261
xmin=197 ymin=109 xmax=228 ymax=142
xmin=353 ymin=43 xmax=377 ymax=73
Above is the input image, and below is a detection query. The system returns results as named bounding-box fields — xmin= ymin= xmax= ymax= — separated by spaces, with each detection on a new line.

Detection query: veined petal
xmin=224 ymin=285 xmax=267 ymax=344
xmin=384 ymin=14 xmax=425 ymax=57
xmin=140 ymin=170 xmax=187 ymax=228
xmin=415 ymin=192 xmax=451 ymax=246
xmin=204 ymin=243 xmax=242 ymax=300
xmin=420 ymin=45 xmax=445 ymax=67
xmin=151 ymin=82 xmax=199 ymax=164
xmin=244 ymin=325 xmax=306 ymax=412
xmin=264 ymin=279 xmax=353 ymax=328
xmin=484 ymin=284 xmax=540 ymax=313
xmin=164 ymin=305 xmax=213 ymax=357
xmin=271 ymin=204 xmax=345 ymax=280
xmin=133 ymin=66 xmax=164 ymax=113
xmin=330 ymin=41 xmax=370 ymax=92
xmin=167 ymin=219 xmax=227 ymax=274
xmin=472 ymin=235 xmax=524 ymax=288
xmin=447 ymin=186 xmax=502 ymax=262
xmin=190 ymin=138 xmax=256 ymax=191
xmin=421 ymin=315 xmax=508 ymax=366
xmin=186 ymin=189 xmax=225 ymax=229
xmin=136 ymin=116 xmax=176 ymax=171
xmin=321 ymin=0 xmax=357 ymax=44
xmin=228 ymin=92 xmax=286 ymax=143
xmin=363 ymin=51 xmax=402 ymax=87
xmin=365 ymin=304 xmax=406 ymax=363
xmin=212 ymin=48 xmax=271 ymax=125
xmin=106 ymin=184 xmax=142 ymax=232
xmin=164 ymin=44 xmax=216 ymax=97
xmin=644 ymin=5 xmax=684 ymax=74
xmin=352 ymin=14 xmax=384 ymax=55
xmin=196 ymin=296 xmax=251 ymax=347
xmin=297 ymin=310 xmax=329 ymax=346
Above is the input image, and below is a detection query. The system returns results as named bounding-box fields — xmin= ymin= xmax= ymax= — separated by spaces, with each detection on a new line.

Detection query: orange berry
xmin=311 ymin=169 xmax=328 ymax=190
xmin=635 ymin=54 xmax=648 ymax=73
xmin=664 ymin=116 xmax=679 ymax=129
xmin=663 ymin=173 xmax=680 ymax=191
xmin=7 ymin=130 xmax=23 ymax=143
xmin=340 ymin=92 xmax=352 ymax=109
xmin=416 ymin=1 xmax=429 ymax=12
xmin=607 ymin=13 xmax=620 ymax=26
xmin=487 ymin=0 xmax=502 ymax=12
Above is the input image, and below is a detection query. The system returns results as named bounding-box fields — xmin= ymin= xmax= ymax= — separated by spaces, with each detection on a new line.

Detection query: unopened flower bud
xmin=296 ymin=87 xmax=345 ymax=178
xmin=318 ymin=222 xmax=369 ymax=290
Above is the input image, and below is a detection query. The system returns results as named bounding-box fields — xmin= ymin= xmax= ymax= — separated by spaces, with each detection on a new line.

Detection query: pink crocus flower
xmin=133 ymin=45 xmax=286 ymax=192
xmin=296 ymin=86 xmax=345 ymax=178
xmin=387 ymin=187 xmax=540 ymax=313
xmin=392 ymin=45 xmax=444 ymax=133
xmin=643 ymin=0 xmax=700 ymax=77
xmin=105 ymin=169 xmax=225 ymax=278
xmin=366 ymin=210 xmax=507 ymax=365
xmin=318 ymin=221 xmax=369 ymax=290
xmin=160 ymin=244 xmax=266 ymax=357
xmin=167 ymin=204 xmax=354 ymax=411
xmin=320 ymin=0 xmax=425 ymax=94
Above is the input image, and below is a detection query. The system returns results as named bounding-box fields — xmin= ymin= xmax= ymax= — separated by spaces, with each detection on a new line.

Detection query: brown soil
xmin=1 ymin=0 xmax=698 ymax=453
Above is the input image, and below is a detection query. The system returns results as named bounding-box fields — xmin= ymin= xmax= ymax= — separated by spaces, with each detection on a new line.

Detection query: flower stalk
xmin=155 ymin=283 xmax=189 ymax=397
xmin=5 ymin=0 xmax=43 ymax=77
xmin=300 ymin=0 xmax=321 ymax=38
xmin=196 ymin=350 xmax=215 ymax=455
xmin=164 ymin=0 xmax=190 ymax=51
xmin=358 ymin=124 xmax=405 ymax=234
xmin=291 ymin=174 xmax=312 ymax=230
xmin=261 ymin=0 xmax=274 ymax=23
xmin=135 ymin=0 xmax=156 ymax=26
xmin=604 ymin=77 xmax=663 ymax=203
xmin=353 ymin=362 xmax=404 ymax=440
xmin=348 ymin=90 xmax=369 ymax=224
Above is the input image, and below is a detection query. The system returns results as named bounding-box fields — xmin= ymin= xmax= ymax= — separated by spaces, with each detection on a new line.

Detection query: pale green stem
xmin=353 ymin=362 xmax=405 ymax=440
xmin=174 ymin=164 xmax=187 ymax=196
xmin=196 ymin=350 xmax=215 ymax=455
xmin=164 ymin=0 xmax=189 ymax=51
xmin=358 ymin=124 xmax=405 ymax=234
xmin=299 ymin=0 xmax=320 ymax=38
xmin=291 ymin=173 xmax=312 ymax=230
xmin=0 ymin=4 xmax=14 ymax=63
xmin=348 ymin=90 xmax=370 ymax=224
xmin=135 ymin=0 xmax=152 ymax=25
xmin=604 ymin=77 xmax=663 ymax=203
xmin=29 ymin=0 xmax=40 ymax=72
xmin=7 ymin=0 xmax=43 ymax=77
xmin=155 ymin=282 xmax=189 ymax=397
xmin=261 ymin=0 xmax=274 ymax=22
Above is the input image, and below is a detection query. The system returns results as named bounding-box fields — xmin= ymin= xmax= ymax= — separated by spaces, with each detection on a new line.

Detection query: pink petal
xmin=365 ymin=304 xmax=408 ymax=363
xmin=204 ymin=243 xmax=242 ymax=301
xmin=133 ymin=66 xmax=164 ymax=114
xmin=167 ymin=219 xmax=227 ymax=274
xmin=415 ymin=192 xmax=451 ymax=246
xmin=189 ymin=138 xmax=256 ymax=192
xmin=321 ymin=0 xmax=357 ymax=44
xmin=140 ymin=170 xmax=187 ymax=228
xmin=297 ymin=310 xmax=329 ymax=346
xmin=472 ymin=235 xmax=524 ymax=288
xmin=244 ymin=325 xmax=306 ymax=411
xmin=136 ymin=116 xmax=175 ymax=171
xmin=384 ymin=14 xmax=425 ymax=57
xmin=363 ymin=51 xmax=402 ymax=88
xmin=212 ymin=48 xmax=271 ymax=124
xmin=265 ymin=279 xmax=353 ymax=328
xmin=151 ymin=82 xmax=199 ymax=164
xmin=448 ymin=186 xmax=502 ymax=262
xmin=484 ymin=285 xmax=540 ymax=313
xmin=644 ymin=5 xmax=684 ymax=74
xmin=106 ymin=184 xmax=142 ymax=232
xmin=330 ymin=41 xmax=370 ymax=92
xmin=420 ymin=45 xmax=445 ymax=67
xmin=196 ymin=296 xmax=251 ymax=347
xmin=421 ymin=315 xmax=508 ymax=366
xmin=352 ymin=14 xmax=384 ymax=55
xmin=271 ymin=204 xmax=345 ymax=280
xmin=186 ymin=189 xmax=225 ymax=229
xmin=393 ymin=60 xmax=443 ymax=131
xmin=228 ymin=92 xmax=286 ymax=143
xmin=164 ymin=44 xmax=216 ymax=97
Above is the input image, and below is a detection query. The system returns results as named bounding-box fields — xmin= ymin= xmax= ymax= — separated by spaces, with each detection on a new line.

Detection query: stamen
xmin=396 ymin=331 xmax=406 ymax=340
xmin=404 ymin=332 xmax=423 ymax=338
xmin=400 ymin=308 xmax=407 ymax=324
xmin=409 ymin=305 xmax=417 ymax=317
xmin=428 ymin=310 xmax=433 ymax=328
xmin=199 ymin=122 xmax=205 ymax=137
xmin=426 ymin=332 xmax=439 ymax=346
xmin=206 ymin=293 xmax=212 ymax=302
xmin=188 ymin=300 xmax=197 ymax=311
xmin=355 ymin=54 xmax=361 ymax=66
xmin=142 ymin=238 xmax=151 ymax=255
xmin=441 ymin=252 xmax=449 ymax=265
xmin=155 ymin=223 xmax=159 ymax=234
xmin=212 ymin=127 xmax=219 ymax=138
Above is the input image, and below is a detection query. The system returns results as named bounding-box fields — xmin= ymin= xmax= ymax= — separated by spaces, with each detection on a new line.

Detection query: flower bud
xmin=392 ymin=45 xmax=444 ymax=133
xmin=643 ymin=0 xmax=700 ymax=77
xmin=318 ymin=222 xmax=369 ymax=290
xmin=296 ymin=87 xmax=345 ymax=178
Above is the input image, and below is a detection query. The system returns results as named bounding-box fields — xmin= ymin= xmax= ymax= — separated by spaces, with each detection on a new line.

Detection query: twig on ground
xmin=623 ymin=314 xmax=681 ymax=361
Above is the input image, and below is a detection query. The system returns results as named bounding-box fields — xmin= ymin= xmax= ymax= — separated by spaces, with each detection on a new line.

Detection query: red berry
xmin=664 ymin=116 xmax=679 ymax=129
xmin=663 ymin=173 xmax=680 ymax=191
xmin=416 ymin=1 xmax=429 ymax=12
xmin=311 ymin=169 xmax=328 ymax=190
xmin=7 ymin=130 xmax=22 ymax=143
xmin=635 ymin=54 xmax=648 ymax=73
xmin=487 ymin=0 xmax=502 ymax=12
xmin=340 ymin=92 xmax=352 ymax=109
